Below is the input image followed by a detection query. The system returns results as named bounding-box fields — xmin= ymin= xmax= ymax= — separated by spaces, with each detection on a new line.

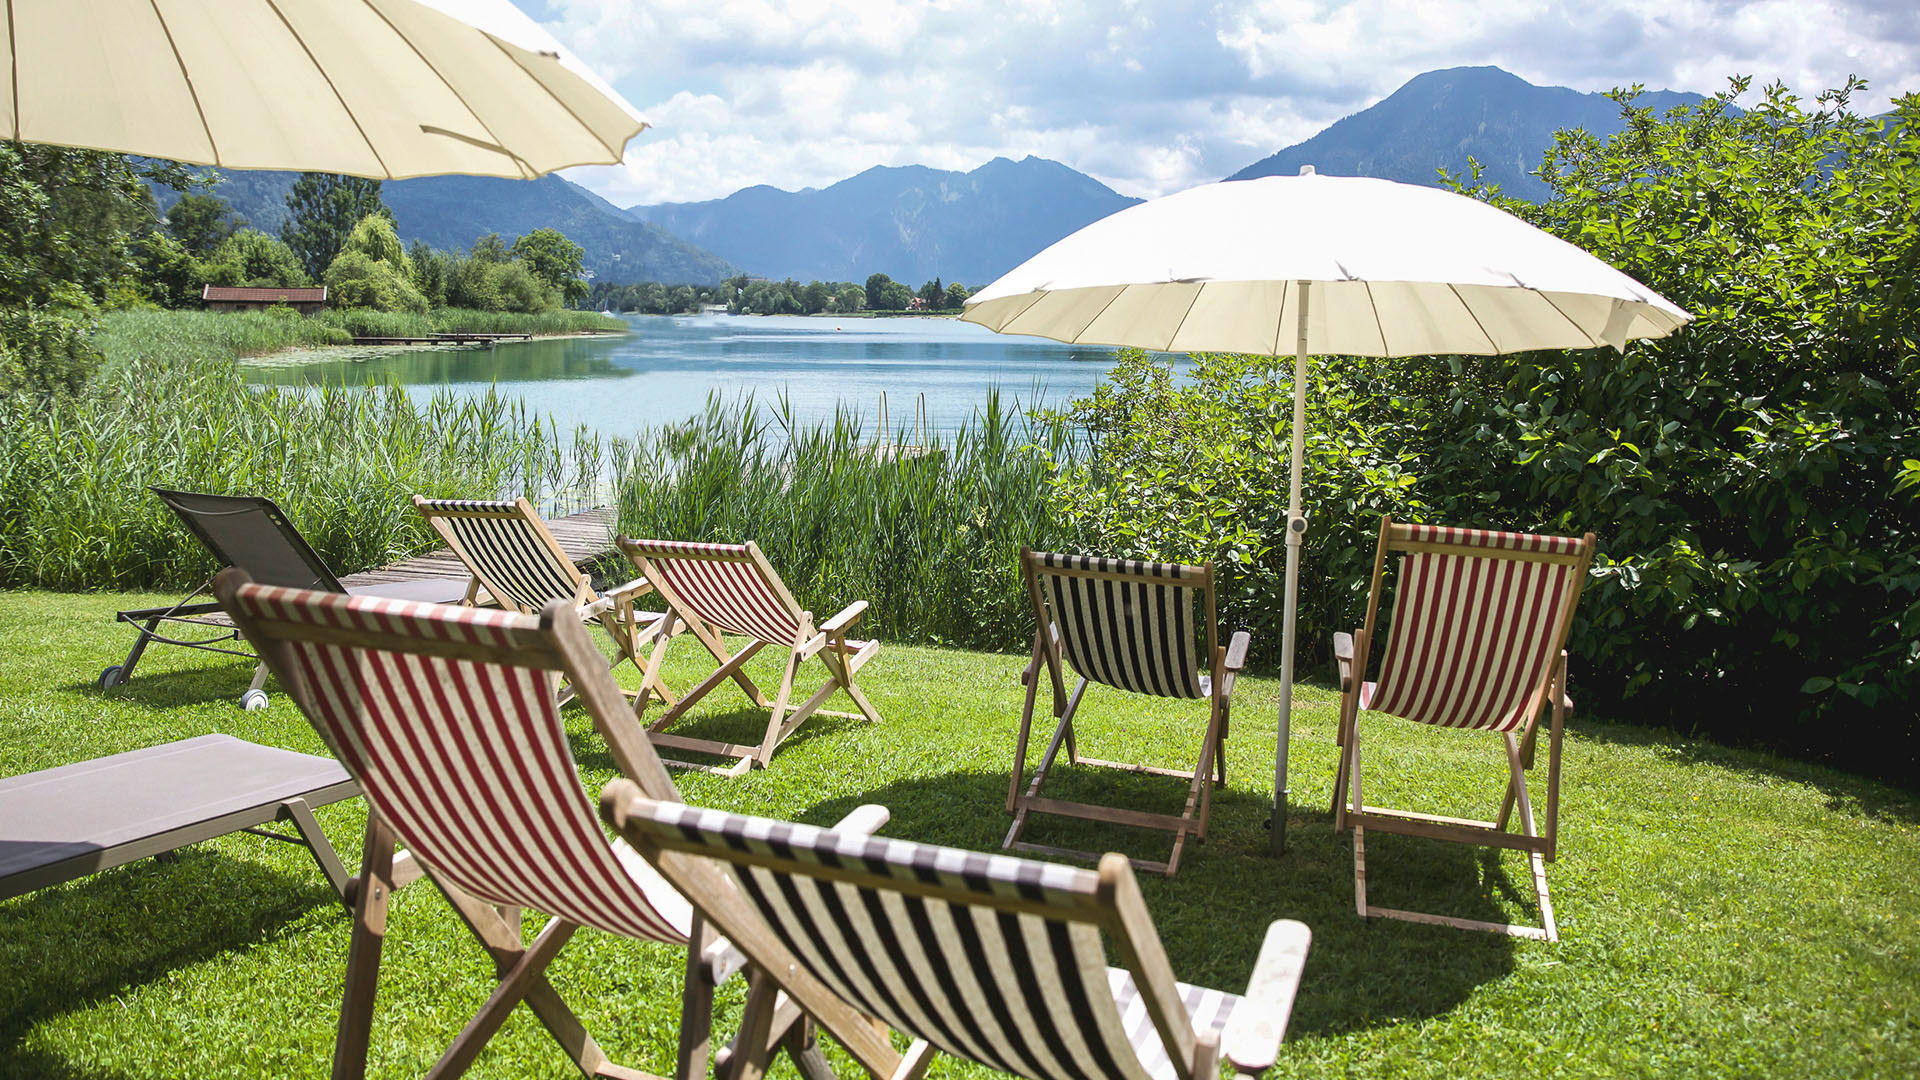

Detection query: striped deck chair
xmin=1330 ymin=516 xmax=1596 ymax=942
xmin=213 ymin=569 xmax=882 ymax=1080
xmin=614 ymin=537 xmax=882 ymax=777
xmin=413 ymin=496 xmax=675 ymax=708
xmin=600 ymin=786 xmax=1313 ymax=1080
xmin=1009 ymin=549 xmax=1250 ymax=877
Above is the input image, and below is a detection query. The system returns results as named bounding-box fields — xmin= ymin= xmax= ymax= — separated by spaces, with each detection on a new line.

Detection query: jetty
xmin=342 ymin=506 xmax=616 ymax=590
xmin=349 ymin=331 xmax=536 ymax=346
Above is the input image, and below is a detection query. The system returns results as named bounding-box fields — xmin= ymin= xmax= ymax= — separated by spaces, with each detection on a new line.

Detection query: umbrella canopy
xmin=3 ymin=0 xmax=645 ymax=179
xmin=963 ymin=169 xmax=1690 ymax=854
xmin=966 ymin=171 xmax=1689 ymax=354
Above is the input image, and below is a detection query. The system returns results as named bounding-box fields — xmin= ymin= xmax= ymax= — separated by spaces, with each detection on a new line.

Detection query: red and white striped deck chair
xmin=601 ymin=785 xmax=1313 ymax=1080
xmin=213 ymin=568 xmax=878 ymax=1080
xmin=1009 ymin=549 xmax=1250 ymax=877
xmin=1330 ymin=516 xmax=1596 ymax=942
xmin=412 ymin=496 xmax=676 ymax=708
xmin=615 ymin=537 xmax=882 ymax=777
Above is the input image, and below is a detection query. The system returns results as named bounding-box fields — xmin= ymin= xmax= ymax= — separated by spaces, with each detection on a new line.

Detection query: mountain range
xmin=175 ymin=66 xmax=1703 ymax=289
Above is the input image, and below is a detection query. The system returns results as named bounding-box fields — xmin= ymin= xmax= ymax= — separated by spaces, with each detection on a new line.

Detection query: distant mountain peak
xmin=1226 ymin=66 xmax=1704 ymax=199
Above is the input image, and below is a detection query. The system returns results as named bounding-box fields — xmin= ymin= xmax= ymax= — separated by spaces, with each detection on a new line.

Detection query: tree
xmin=878 ymin=280 xmax=914 ymax=311
xmin=511 ymin=228 xmax=588 ymax=306
xmin=468 ymin=233 xmax=510 ymax=263
xmin=340 ymin=213 xmax=409 ymax=269
xmin=281 ymin=174 xmax=385 ymax=279
xmin=0 ymin=143 xmax=188 ymax=309
xmin=164 ymin=192 xmax=244 ymax=258
xmin=325 ymin=251 xmax=427 ymax=312
xmin=944 ymin=281 xmax=970 ymax=310
xmin=865 ymin=272 xmax=894 ymax=311
xmin=204 ymin=229 xmax=309 ymax=289
xmin=834 ymin=286 xmax=865 ymax=314
xmin=918 ymin=278 xmax=943 ymax=305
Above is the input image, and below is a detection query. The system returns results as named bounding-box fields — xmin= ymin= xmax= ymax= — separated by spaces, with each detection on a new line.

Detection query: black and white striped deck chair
xmin=1009 ymin=549 xmax=1250 ymax=877
xmin=413 ymin=495 xmax=676 ymax=708
xmin=214 ymin=570 xmax=883 ymax=1080
xmin=1330 ymin=517 xmax=1597 ymax=942
xmin=614 ymin=537 xmax=883 ymax=777
xmin=600 ymin=787 xmax=1312 ymax=1080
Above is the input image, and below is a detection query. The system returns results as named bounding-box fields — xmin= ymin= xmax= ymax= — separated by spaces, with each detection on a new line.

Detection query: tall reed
xmin=0 ymin=356 xmax=601 ymax=590
xmin=613 ymin=389 xmax=1075 ymax=652
xmin=316 ymin=308 xmax=623 ymax=339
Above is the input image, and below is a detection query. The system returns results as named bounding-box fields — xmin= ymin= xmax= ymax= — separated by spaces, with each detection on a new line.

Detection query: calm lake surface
xmin=244 ymin=315 xmax=1182 ymax=438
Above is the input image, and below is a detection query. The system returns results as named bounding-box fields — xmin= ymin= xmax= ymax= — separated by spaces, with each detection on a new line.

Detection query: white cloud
xmin=540 ymin=0 xmax=1920 ymax=207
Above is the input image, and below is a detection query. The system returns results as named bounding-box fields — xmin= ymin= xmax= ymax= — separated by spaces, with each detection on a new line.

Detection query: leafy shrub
xmin=0 ymin=304 xmax=104 ymax=399
xmin=324 ymin=250 xmax=427 ymax=312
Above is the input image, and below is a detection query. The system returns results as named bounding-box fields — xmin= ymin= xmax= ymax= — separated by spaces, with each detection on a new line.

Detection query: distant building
xmin=201 ymin=285 xmax=327 ymax=314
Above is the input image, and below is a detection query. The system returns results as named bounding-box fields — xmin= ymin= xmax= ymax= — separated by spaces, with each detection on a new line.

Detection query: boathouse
xmin=201 ymin=285 xmax=328 ymax=314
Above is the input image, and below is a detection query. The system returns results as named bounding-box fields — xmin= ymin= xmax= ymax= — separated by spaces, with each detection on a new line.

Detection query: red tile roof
xmin=201 ymin=286 xmax=328 ymax=303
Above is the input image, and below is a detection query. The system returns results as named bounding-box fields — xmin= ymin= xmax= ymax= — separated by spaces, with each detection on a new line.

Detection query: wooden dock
xmin=349 ymin=331 xmax=536 ymax=346
xmin=341 ymin=507 xmax=617 ymax=589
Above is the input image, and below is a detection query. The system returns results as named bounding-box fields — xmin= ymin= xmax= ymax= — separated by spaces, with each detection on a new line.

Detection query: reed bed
xmin=96 ymin=309 xmax=352 ymax=367
xmin=613 ymin=390 xmax=1076 ymax=651
xmin=315 ymin=308 xmax=623 ymax=339
xmin=0 ymin=356 xmax=603 ymax=590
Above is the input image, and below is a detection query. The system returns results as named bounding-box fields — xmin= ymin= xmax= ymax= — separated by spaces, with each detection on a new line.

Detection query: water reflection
xmin=241 ymin=314 xmax=1181 ymax=437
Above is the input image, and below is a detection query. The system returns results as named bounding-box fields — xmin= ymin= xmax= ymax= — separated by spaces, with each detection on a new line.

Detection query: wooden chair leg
xmin=426 ymin=919 xmax=580 ymax=1080
xmin=677 ymin=918 xmax=717 ymax=1080
xmin=726 ymin=971 xmax=782 ymax=1080
xmin=332 ymin=814 xmax=399 ymax=1080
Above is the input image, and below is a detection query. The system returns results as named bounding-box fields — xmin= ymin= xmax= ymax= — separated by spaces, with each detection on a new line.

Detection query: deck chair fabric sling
xmin=1330 ymin=516 xmax=1596 ymax=942
xmin=601 ymin=786 xmax=1312 ymax=1080
xmin=614 ymin=537 xmax=882 ymax=777
xmin=413 ymin=496 xmax=674 ymax=708
xmin=214 ymin=571 xmax=880 ymax=1080
xmin=1008 ymin=549 xmax=1249 ymax=877
xmin=102 ymin=488 xmax=468 ymax=708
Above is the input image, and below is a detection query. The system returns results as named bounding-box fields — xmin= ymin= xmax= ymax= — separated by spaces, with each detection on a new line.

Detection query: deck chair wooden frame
xmin=1008 ymin=549 xmax=1249 ymax=877
xmin=215 ymin=570 xmax=884 ymax=1080
xmin=601 ymin=786 xmax=1312 ymax=1080
xmin=615 ymin=537 xmax=882 ymax=777
xmin=413 ymin=496 xmax=676 ymax=709
xmin=1329 ymin=516 xmax=1596 ymax=942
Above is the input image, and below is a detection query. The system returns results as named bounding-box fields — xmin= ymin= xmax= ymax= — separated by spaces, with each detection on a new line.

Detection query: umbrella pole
xmin=1272 ymin=282 xmax=1310 ymax=855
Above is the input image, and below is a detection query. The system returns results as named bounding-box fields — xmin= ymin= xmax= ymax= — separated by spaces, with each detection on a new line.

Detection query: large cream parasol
xmin=3 ymin=0 xmax=645 ymax=179
xmin=964 ymin=167 xmax=1690 ymax=853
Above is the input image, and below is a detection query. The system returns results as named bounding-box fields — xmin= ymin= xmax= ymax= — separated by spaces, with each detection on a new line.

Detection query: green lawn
xmin=2 ymin=590 xmax=1916 ymax=1078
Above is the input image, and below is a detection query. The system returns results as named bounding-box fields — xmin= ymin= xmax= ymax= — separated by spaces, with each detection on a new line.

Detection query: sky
xmin=529 ymin=0 xmax=1920 ymax=209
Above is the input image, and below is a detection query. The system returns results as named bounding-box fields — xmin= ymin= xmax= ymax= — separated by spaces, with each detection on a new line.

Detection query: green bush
xmin=0 ymin=304 xmax=104 ymax=399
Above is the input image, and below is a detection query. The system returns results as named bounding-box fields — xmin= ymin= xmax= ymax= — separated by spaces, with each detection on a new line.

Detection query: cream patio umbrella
xmin=3 ymin=0 xmax=645 ymax=179
xmin=963 ymin=167 xmax=1690 ymax=854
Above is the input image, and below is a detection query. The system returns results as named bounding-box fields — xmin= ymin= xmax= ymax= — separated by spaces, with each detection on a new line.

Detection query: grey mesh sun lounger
xmin=0 ymin=734 xmax=359 ymax=904
xmin=102 ymin=489 xmax=468 ymax=708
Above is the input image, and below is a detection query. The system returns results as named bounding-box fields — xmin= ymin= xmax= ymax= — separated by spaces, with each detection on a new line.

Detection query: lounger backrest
xmin=616 ymin=798 xmax=1183 ymax=1080
xmin=413 ymin=497 xmax=584 ymax=614
xmin=225 ymin=583 xmax=685 ymax=944
xmin=153 ymin=487 xmax=345 ymax=592
xmin=1367 ymin=523 xmax=1594 ymax=732
xmin=619 ymin=539 xmax=803 ymax=644
xmin=1029 ymin=552 xmax=1207 ymax=699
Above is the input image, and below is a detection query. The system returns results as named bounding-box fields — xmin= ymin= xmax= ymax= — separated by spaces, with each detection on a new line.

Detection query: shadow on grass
xmin=801 ymin=767 xmax=1522 ymax=1038
xmin=82 ymin=661 xmax=259 ymax=711
xmin=567 ymin=700 xmax=871 ymax=776
xmin=1572 ymin=715 xmax=1920 ymax=825
xmin=0 ymin=849 xmax=335 ymax=1056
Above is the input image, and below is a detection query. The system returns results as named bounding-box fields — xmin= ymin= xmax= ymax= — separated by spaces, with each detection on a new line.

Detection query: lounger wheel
xmin=98 ymin=665 xmax=126 ymax=690
xmin=240 ymin=688 xmax=270 ymax=711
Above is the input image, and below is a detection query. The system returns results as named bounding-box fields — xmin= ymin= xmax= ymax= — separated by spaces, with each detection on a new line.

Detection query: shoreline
xmin=236 ymin=327 xmax=627 ymax=367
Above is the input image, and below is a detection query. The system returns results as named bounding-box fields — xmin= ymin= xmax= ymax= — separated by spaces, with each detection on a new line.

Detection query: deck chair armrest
xmin=602 ymin=575 xmax=653 ymax=602
xmin=1222 ymin=920 xmax=1312 ymax=1074
xmin=1332 ymin=632 xmax=1355 ymax=693
xmin=829 ymin=802 xmax=891 ymax=839
xmin=1215 ymin=630 xmax=1252 ymax=698
xmin=819 ymin=600 xmax=870 ymax=636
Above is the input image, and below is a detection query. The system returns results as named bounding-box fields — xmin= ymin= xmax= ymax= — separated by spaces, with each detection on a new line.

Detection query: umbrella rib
xmin=149 ymin=0 xmax=223 ymax=166
xmin=1365 ymin=281 xmax=1390 ymax=356
xmin=6 ymin=0 xmax=17 ymax=140
xmin=361 ymin=0 xmax=538 ymax=177
xmin=480 ymin=34 xmax=622 ymax=165
xmin=1444 ymin=283 xmax=1502 ymax=354
xmin=266 ymin=0 xmax=395 ymax=178
xmin=1168 ymin=281 xmax=1205 ymax=353
xmin=1534 ymin=290 xmax=1606 ymax=350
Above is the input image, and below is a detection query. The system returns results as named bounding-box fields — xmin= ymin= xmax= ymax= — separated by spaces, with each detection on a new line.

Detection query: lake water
xmin=244 ymin=315 xmax=1178 ymax=438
